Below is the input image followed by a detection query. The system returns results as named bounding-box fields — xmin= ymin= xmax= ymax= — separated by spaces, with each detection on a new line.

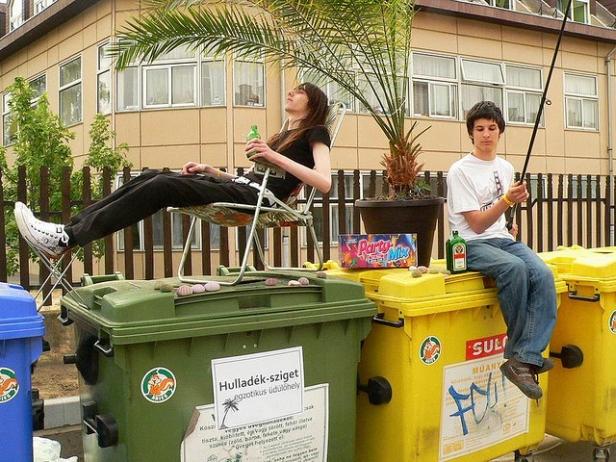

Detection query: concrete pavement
xmin=37 ymin=425 xmax=612 ymax=462
xmin=491 ymin=435 xmax=612 ymax=462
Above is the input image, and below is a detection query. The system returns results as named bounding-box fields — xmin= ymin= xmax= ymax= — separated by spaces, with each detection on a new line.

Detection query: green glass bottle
xmin=246 ymin=125 xmax=261 ymax=157
xmin=446 ymin=230 xmax=467 ymax=273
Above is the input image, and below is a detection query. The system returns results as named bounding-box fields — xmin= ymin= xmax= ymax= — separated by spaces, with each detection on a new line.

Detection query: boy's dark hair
xmin=466 ymin=101 xmax=506 ymax=136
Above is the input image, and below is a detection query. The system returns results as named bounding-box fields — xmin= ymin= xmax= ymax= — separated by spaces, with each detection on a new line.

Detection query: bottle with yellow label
xmin=446 ymin=230 xmax=467 ymax=273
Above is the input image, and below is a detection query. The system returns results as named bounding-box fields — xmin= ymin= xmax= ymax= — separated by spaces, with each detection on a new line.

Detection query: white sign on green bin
xmin=181 ymin=384 xmax=328 ymax=462
xmin=439 ymin=356 xmax=530 ymax=461
xmin=212 ymin=347 xmax=305 ymax=430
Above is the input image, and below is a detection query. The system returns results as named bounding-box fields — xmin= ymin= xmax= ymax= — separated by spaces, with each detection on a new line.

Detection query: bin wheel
xmin=593 ymin=447 xmax=610 ymax=462
xmin=514 ymin=449 xmax=534 ymax=462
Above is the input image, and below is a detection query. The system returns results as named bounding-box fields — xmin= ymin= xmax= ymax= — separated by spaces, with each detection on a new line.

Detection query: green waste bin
xmin=60 ymin=271 xmax=376 ymax=462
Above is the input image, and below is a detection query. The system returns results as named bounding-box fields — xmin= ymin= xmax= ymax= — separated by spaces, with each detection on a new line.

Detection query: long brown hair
xmin=267 ymin=83 xmax=329 ymax=152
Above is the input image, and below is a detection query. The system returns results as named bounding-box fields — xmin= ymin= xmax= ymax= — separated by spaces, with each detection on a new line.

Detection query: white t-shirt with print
xmin=447 ymin=153 xmax=515 ymax=242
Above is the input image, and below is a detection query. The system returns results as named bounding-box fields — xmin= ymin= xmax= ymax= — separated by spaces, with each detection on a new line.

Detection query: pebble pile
xmin=408 ymin=265 xmax=452 ymax=278
xmin=152 ymin=273 xmax=327 ymax=297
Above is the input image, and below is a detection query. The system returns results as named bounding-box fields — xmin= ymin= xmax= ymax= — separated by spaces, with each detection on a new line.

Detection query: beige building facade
xmin=1 ymin=0 xmax=616 ymax=277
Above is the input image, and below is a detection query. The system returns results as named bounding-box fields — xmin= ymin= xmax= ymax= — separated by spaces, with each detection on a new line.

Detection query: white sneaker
xmin=14 ymin=201 xmax=70 ymax=259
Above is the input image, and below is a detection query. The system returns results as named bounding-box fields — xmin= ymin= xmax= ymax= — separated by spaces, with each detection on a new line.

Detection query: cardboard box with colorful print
xmin=338 ymin=233 xmax=417 ymax=268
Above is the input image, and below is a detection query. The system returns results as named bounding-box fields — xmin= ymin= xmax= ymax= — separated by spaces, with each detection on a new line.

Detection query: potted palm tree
xmin=110 ymin=0 xmax=444 ymax=266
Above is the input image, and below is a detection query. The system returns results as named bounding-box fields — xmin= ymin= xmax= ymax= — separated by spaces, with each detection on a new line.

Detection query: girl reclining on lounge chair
xmin=15 ymin=83 xmax=332 ymax=259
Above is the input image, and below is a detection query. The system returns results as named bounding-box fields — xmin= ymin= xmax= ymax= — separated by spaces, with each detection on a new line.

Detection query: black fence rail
xmin=2 ymin=167 xmax=614 ymax=299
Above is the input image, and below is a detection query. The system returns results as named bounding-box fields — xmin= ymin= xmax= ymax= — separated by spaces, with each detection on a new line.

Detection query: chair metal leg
xmin=252 ymin=232 xmax=270 ymax=270
xmin=177 ymin=170 xmax=272 ymax=285
xmin=177 ymin=216 xmax=199 ymax=283
xmin=253 ymin=221 xmax=323 ymax=272
xmin=26 ymin=245 xmax=87 ymax=311
xmin=230 ymin=172 xmax=272 ymax=284
xmin=305 ymin=218 xmax=324 ymax=270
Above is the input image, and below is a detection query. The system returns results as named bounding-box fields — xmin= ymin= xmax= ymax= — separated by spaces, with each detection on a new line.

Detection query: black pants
xmin=67 ymin=169 xmax=262 ymax=246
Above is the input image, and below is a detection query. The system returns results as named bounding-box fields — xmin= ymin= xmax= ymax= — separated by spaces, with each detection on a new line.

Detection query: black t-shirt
xmin=244 ymin=125 xmax=331 ymax=200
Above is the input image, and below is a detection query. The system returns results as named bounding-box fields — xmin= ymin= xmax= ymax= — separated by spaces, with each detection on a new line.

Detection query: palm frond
xmin=110 ymin=0 xmax=425 ymax=197
xmin=109 ymin=0 xmax=414 ymax=138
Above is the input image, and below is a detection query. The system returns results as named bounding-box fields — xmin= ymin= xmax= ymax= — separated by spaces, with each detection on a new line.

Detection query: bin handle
xmin=372 ymin=313 xmax=404 ymax=328
xmin=94 ymin=339 xmax=114 ymax=357
xmin=82 ymin=401 xmax=119 ymax=448
xmin=568 ymin=291 xmax=600 ymax=302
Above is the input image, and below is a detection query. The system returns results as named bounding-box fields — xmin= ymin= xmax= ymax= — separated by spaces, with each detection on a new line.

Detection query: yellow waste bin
xmin=328 ymin=265 xmax=566 ymax=462
xmin=540 ymin=246 xmax=616 ymax=460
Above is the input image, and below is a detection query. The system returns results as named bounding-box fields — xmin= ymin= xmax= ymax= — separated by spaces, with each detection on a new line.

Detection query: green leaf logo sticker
xmin=141 ymin=367 xmax=176 ymax=403
xmin=419 ymin=336 xmax=442 ymax=365
xmin=0 ymin=368 xmax=19 ymax=403
xmin=610 ymin=311 xmax=616 ymax=334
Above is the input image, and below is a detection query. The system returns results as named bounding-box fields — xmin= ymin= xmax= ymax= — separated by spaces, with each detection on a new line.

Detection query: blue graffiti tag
xmin=448 ymin=372 xmax=507 ymax=435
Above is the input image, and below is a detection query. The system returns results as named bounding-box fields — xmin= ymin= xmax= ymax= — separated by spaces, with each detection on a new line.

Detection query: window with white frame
xmin=490 ymin=0 xmax=512 ymax=8
xmin=358 ymin=74 xmax=390 ymax=115
xmin=97 ymin=43 xmax=112 ymax=115
xmin=460 ymin=59 xmax=504 ymax=118
xmin=301 ymin=73 xmax=354 ymax=112
xmin=117 ymin=66 xmax=139 ymax=112
xmin=412 ymin=53 xmax=457 ymax=119
xmin=34 ymin=0 xmax=55 ymax=14
xmin=233 ymin=54 xmax=265 ymax=107
xmin=358 ymin=74 xmax=409 ymax=116
xmin=3 ymin=94 xmax=15 ymax=146
xmin=201 ymin=55 xmax=226 ymax=106
xmin=410 ymin=53 xmax=563 ymax=126
xmin=116 ymin=39 xmax=140 ymax=112
xmin=59 ymin=57 xmax=82 ymax=126
xmin=143 ymin=46 xmax=197 ymax=109
xmin=505 ymin=65 xmax=544 ymax=125
xmin=9 ymin=0 xmax=24 ymax=31
xmin=118 ymin=46 xmax=227 ymax=111
xmin=564 ymin=73 xmax=598 ymax=130
xmin=325 ymin=80 xmax=354 ymax=111
xmin=3 ymin=75 xmax=47 ymax=146
xmin=558 ymin=0 xmax=589 ymax=23
xmin=30 ymin=74 xmax=47 ymax=103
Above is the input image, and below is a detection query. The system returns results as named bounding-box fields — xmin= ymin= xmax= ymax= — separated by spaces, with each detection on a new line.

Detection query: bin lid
xmin=60 ymin=271 xmax=377 ymax=345
xmin=0 ymin=283 xmax=45 ymax=340
xmin=327 ymin=266 xmax=498 ymax=316
xmin=540 ymin=246 xmax=616 ymax=289
xmin=327 ymin=262 xmax=566 ymax=318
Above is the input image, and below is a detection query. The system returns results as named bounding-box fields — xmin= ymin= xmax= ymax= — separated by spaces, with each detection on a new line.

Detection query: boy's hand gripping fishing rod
xmin=507 ymin=1 xmax=571 ymax=229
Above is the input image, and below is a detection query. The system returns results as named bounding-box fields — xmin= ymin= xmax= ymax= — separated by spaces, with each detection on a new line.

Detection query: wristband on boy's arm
xmin=502 ymin=194 xmax=515 ymax=207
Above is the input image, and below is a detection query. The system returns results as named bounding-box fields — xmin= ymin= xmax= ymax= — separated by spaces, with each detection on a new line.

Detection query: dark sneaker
xmin=500 ymin=359 xmax=542 ymax=399
xmin=536 ymin=358 xmax=554 ymax=374
xmin=14 ymin=201 xmax=70 ymax=259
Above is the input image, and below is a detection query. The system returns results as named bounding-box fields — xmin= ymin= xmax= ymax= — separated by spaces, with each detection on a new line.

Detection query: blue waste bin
xmin=0 ymin=283 xmax=45 ymax=462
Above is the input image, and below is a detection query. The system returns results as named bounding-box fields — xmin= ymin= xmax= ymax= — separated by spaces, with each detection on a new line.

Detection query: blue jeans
xmin=466 ymin=238 xmax=557 ymax=367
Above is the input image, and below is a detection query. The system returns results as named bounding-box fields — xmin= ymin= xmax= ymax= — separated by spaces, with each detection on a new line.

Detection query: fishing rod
xmin=508 ymin=0 xmax=571 ymax=227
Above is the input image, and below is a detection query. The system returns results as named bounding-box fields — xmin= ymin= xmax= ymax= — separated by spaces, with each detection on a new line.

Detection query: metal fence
xmin=2 ymin=166 xmax=614 ymax=298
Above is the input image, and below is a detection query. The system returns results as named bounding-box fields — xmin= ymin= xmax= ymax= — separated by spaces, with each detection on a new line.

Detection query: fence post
xmin=103 ymin=168 xmax=114 ymax=274
xmin=16 ymin=166 xmax=30 ymax=290
xmin=0 ymin=170 xmax=7 ymax=282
